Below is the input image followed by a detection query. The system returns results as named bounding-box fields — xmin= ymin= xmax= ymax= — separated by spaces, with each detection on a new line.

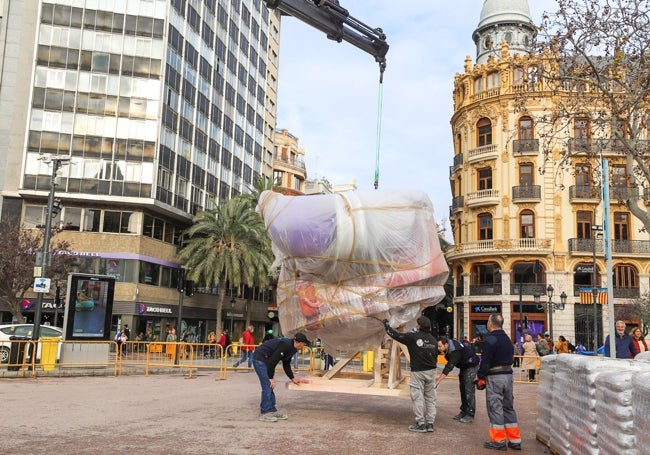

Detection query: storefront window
xmin=139 ymin=260 xmax=160 ymax=285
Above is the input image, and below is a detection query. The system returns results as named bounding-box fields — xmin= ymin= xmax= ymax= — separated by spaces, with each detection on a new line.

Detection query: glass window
xmin=519 ymin=163 xmax=533 ymax=186
xmin=478 ymin=213 xmax=492 ymax=240
xmin=518 ymin=117 xmax=533 ymax=140
xmin=139 ymin=261 xmax=160 ymax=285
xmin=614 ymin=212 xmax=629 ymax=241
xmin=103 ymin=210 xmax=122 ymax=232
xmin=62 ymin=207 xmax=82 ymax=231
xmin=477 ymin=118 xmax=492 ymax=146
xmin=478 ymin=167 xmax=492 ymax=190
xmin=520 ymin=210 xmax=534 ymax=238
xmin=576 ymin=211 xmax=593 ymax=239
xmin=613 ymin=264 xmax=637 ymax=288
xmin=24 ymin=205 xmax=46 ymax=228
xmin=84 ymin=209 xmax=101 ymax=232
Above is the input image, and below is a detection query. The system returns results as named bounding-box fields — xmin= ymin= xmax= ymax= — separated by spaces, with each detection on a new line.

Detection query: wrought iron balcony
xmin=568 ymin=238 xmax=650 ymax=255
xmin=469 ymin=283 xmax=502 ymax=296
xmin=613 ymin=287 xmax=640 ymax=298
xmin=512 ymin=185 xmax=541 ymax=201
xmin=510 ymin=283 xmax=547 ymax=296
xmin=451 ymin=195 xmax=464 ymax=213
xmin=609 ymin=186 xmax=638 ymax=201
xmin=569 ymin=185 xmax=600 ymax=201
xmin=568 ymin=138 xmax=592 ymax=153
xmin=512 ymin=139 xmax=539 ymax=155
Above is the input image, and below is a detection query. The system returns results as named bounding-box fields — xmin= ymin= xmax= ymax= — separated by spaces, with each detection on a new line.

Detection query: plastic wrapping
xmin=257 ymin=189 xmax=449 ymax=351
xmin=540 ymin=355 xmax=650 ymax=455
xmin=632 ymin=372 xmax=650 ymax=452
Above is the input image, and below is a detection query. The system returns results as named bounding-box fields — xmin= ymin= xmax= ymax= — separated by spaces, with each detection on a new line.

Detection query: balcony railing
xmin=569 ymin=185 xmax=600 ymax=201
xmin=609 ymin=186 xmax=638 ymax=201
xmin=466 ymin=189 xmax=500 ymax=207
xmin=273 ymin=153 xmax=306 ymax=170
xmin=568 ymin=238 xmax=650 ymax=255
xmin=453 ymin=153 xmax=463 ymax=170
xmin=451 ymin=195 xmax=464 ymax=212
xmin=446 ymin=238 xmax=552 ymax=256
xmin=568 ymin=138 xmax=592 ymax=153
xmin=512 ymin=139 xmax=539 ymax=155
xmin=512 ymin=185 xmax=541 ymax=201
xmin=469 ymin=283 xmax=502 ymax=295
xmin=510 ymin=283 xmax=547 ymax=296
xmin=467 ymin=144 xmax=498 ymax=163
xmin=613 ymin=287 xmax=640 ymax=298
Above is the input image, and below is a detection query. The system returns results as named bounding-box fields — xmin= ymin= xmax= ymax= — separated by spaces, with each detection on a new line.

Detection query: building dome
xmin=477 ymin=0 xmax=532 ymax=29
xmin=472 ymin=0 xmax=536 ymax=64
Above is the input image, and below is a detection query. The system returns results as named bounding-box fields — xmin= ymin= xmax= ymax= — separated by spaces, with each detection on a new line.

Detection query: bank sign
xmin=472 ymin=304 xmax=501 ymax=313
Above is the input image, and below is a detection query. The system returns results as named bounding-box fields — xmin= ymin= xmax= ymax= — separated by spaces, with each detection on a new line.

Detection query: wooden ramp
xmin=288 ymin=339 xmax=411 ymax=397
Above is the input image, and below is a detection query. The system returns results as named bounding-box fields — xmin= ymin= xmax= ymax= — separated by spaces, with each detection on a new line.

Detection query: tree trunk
xmin=216 ymin=285 xmax=225 ymax=334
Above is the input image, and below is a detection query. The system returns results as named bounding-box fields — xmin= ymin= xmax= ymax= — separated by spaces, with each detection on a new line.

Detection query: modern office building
xmin=447 ymin=0 xmax=648 ymax=349
xmin=0 ymin=0 xmax=281 ymax=342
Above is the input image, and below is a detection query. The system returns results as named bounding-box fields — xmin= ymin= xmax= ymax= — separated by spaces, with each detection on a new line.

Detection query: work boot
xmin=425 ymin=423 xmax=434 ymax=432
xmin=508 ymin=442 xmax=522 ymax=450
xmin=483 ymin=441 xmax=507 ymax=451
xmin=408 ymin=423 xmax=427 ymax=433
xmin=452 ymin=412 xmax=465 ymax=421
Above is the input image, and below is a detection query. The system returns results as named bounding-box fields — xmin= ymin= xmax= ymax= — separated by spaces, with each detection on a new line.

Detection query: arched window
xmin=574 ymin=263 xmax=599 ymax=290
xmin=477 ymin=118 xmax=492 ymax=147
xmin=518 ymin=117 xmax=533 ymax=140
xmin=470 ymin=262 xmax=501 ymax=295
xmin=456 ymin=266 xmax=464 ymax=297
xmin=478 ymin=213 xmax=493 ymax=240
xmin=520 ymin=210 xmax=534 ymax=238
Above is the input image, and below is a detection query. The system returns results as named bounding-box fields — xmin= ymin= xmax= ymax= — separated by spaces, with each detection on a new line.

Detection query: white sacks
xmin=257 ymin=189 xmax=449 ymax=351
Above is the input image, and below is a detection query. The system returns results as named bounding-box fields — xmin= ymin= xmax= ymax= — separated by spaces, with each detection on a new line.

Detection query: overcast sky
xmin=273 ymin=0 xmax=558 ymax=238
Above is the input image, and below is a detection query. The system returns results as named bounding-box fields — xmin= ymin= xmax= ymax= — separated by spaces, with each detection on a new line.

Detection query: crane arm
xmin=265 ymin=0 xmax=388 ymax=77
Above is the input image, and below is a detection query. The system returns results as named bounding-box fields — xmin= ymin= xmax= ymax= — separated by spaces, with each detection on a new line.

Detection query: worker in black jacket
xmin=252 ymin=333 xmax=311 ymax=422
xmin=476 ymin=313 xmax=521 ymax=451
xmin=436 ymin=336 xmax=481 ymax=423
xmin=383 ymin=316 xmax=438 ymax=433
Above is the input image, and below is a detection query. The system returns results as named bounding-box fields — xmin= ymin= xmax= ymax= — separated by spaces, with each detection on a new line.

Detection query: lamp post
xmin=591 ymin=224 xmax=603 ymax=351
xmin=534 ymin=285 xmax=567 ymax=349
xmin=32 ymin=155 xmax=70 ymax=341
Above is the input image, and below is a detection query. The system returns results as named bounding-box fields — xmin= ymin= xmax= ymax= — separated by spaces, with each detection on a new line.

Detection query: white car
xmin=0 ymin=324 xmax=63 ymax=364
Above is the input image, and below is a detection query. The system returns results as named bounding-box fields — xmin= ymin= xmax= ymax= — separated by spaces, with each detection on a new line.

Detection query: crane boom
xmin=265 ymin=0 xmax=388 ymax=76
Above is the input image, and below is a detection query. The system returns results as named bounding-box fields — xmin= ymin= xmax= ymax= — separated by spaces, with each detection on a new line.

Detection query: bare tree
xmin=518 ymin=0 xmax=650 ymax=231
xmin=0 ymin=220 xmax=73 ymax=323
xmin=618 ymin=293 xmax=650 ymax=335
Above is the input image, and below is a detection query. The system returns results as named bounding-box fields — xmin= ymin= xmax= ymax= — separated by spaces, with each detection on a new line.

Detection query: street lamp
xmin=33 ymin=155 xmax=71 ymax=340
xmin=534 ymin=285 xmax=567 ymax=349
xmin=591 ymin=224 xmax=603 ymax=350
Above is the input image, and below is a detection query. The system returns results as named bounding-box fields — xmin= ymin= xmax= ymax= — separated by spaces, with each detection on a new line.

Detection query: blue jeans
xmin=253 ymin=359 xmax=277 ymax=414
xmin=234 ymin=350 xmax=253 ymax=367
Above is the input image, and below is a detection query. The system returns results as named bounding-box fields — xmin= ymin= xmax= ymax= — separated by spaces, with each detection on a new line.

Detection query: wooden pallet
xmin=287 ymin=339 xmax=411 ymax=397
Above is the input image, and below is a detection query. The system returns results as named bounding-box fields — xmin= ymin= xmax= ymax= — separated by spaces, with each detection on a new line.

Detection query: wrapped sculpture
xmin=257 ymin=189 xmax=449 ymax=351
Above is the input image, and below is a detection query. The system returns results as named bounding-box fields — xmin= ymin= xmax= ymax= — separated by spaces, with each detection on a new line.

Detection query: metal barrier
xmin=0 ymin=339 xmax=118 ymax=378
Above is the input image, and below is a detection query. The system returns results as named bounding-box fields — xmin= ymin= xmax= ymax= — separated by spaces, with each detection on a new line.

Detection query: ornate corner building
xmin=447 ymin=0 xmax=648 ymax=349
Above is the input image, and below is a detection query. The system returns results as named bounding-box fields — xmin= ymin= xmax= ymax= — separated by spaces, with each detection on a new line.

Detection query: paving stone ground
xmin=0 ymin=370 xmax=550 ymax=454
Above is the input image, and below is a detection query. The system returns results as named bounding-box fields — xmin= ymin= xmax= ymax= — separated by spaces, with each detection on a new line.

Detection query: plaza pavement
xmin=0 ymin=370 xmax=550 ymax=454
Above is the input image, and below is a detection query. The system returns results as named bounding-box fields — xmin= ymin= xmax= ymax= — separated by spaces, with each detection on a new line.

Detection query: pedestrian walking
xmin=234 ymin=325 xmax=256 ymax=368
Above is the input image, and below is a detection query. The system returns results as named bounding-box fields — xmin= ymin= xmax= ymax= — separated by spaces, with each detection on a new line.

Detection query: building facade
xmin=272 ymin=128 xmax=306 ymax=194
xmin=0 ymin=0 xmax=281 ymax=342
xmin=447 ymin=0 xmax=649 ymax=350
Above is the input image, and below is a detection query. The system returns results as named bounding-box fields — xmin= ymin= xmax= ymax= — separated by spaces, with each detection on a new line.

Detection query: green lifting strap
xmin=373 ymin=76 xmax=384 ymax=190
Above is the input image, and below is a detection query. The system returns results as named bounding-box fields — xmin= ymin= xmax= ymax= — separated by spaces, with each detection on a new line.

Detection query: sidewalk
xmin=1 ymin=371 xmax=548 ymax=454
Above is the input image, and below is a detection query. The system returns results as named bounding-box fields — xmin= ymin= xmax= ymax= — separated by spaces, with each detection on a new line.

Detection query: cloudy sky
xmin=273 ymin=0 xmax=557 ymax=238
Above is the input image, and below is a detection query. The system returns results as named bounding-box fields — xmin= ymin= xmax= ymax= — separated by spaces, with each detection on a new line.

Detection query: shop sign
xmin=471 ymin=304 xmax=501 ymax=313
xmin=137 ymin=303 xmax=173 ymax=314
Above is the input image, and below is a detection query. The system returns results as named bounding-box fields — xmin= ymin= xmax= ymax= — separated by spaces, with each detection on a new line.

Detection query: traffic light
xmin=176 ymin=268 xmax=186 ymax=292
xmin=185 ymin=280 xmax=195 ymax=296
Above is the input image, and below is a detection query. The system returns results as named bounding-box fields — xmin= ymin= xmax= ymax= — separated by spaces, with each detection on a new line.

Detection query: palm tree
xmin=177 ymin=196 xmax=274 ymax=333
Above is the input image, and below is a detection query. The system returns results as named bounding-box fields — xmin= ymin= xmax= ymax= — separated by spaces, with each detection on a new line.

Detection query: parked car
xmin=0 ymin=324 xmax=63 ymax=364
